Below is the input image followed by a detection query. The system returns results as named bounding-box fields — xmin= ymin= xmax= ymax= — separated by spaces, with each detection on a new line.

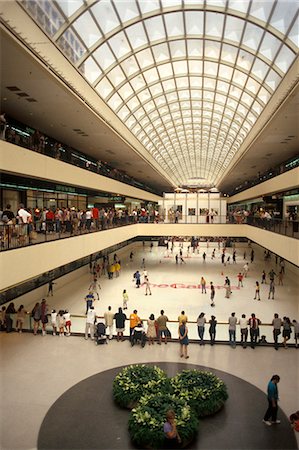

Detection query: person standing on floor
xmin=228 ymin=312 xmax=237 ymax=348
xmin=114 ymin=307 xmax=127 ymax=342
xmin=209 ymin=315 xmax=217 ymax=345
xmin=197 ymin=312 xmax=206 ymax=345
xmin=250 ymin=249 xmax=255 ymax=263
xmin=175 ymin=254 xmax=179 ymax=264
xmin=201 ymin=276 xmax=207 ymax=294
xmin=178 ymin=320 xmax=189 ymax=359
xmin=232 ymin=250 xmax=236 ymax=264
xmin=85 ymin=306 xmax=96 ymax=340
xmin=292 ymin=319 xmax=299 ymax=348
xmin=272 ymin=313 xmax=282 ymax=350
xmin=40 ymin=299 xmax=48 ymax=336
xmin=178 ymin=311 xmax=188 ymax=325
xmin=122 ymin=289 xmax=129 ymax=310
xmin=51 ymin=309 xmax=57 ymax=336
xmin=63 ymin=310 xmax=71 ymax=336
xmin=146 ymin=314 xmax=156 ymax=345
xmin=210 ymin=282 xmax=215 ymax=306
xmin=254 ymin=281 xmax=261 ymax=300
xmin=282 ymin=317 xmax=292 ymax=348
xmin=249 ymin=313 xmax=261 ymax=349
xmin=156 ymin=310 xmax=169 ymax=345
xmin=104 ymin=306 xmax=115 ymax=340
xmin=263 ymin=375 xmax=281 ymax=426
xmin=239 ymin=314 xmax=248 ymax=348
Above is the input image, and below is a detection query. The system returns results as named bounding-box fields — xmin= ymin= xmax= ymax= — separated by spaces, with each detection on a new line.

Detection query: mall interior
xmin=0 ymin=1 xmax=299 ymax=449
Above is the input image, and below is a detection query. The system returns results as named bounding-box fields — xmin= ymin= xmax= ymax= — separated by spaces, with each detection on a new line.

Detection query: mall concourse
xmin=0 ymin=1 xmax=299 ymax=450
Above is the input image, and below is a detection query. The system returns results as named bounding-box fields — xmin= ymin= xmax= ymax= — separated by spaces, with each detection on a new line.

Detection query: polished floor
xmin=1 ymin=242 xmax=299 ymax=449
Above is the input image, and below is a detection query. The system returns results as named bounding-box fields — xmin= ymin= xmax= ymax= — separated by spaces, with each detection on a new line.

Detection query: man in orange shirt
xmin=129 ymin=309 xmax=140 ymax=341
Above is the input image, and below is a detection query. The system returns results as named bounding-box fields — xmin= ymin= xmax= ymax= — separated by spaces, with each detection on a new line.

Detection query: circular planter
xmin=129 ymin=393 xmax=199 ymax=449
xmin=113 ymin=364 xmax=169 ymax=409
xmin=170 ymin=370 xmax=228 ymax=417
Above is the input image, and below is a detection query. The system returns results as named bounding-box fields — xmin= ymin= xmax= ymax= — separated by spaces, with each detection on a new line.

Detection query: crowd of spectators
xmin=228 ymin=208 xmax=298 ymax=227
xmin=1 ymin=113 xmax=158 ymax=194
xmin=0 ymin=203 xmax=160 ymax=248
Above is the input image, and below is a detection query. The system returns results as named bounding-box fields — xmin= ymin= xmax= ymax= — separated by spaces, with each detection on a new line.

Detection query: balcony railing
xmin=1 ymin=214 xmax=298 ymax=251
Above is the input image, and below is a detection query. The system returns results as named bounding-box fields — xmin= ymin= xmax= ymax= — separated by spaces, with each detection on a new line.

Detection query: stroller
xmin=95 ymin=322 xmax=107 ymax=345
xmin=131 ymin=325 xmax=146 ymax=348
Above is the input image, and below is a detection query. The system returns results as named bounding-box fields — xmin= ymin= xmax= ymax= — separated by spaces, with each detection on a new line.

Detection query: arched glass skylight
xmin=22 ymin=0 xmax=299 ymax=187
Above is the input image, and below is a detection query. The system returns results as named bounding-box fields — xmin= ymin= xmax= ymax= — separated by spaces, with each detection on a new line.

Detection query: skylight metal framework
xmin=22 ymin=0 xmax=299 ymax=187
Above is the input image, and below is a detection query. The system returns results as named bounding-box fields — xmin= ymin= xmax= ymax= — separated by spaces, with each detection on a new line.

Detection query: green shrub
xmin=129 ymin=393 xmax=199 ymax=449
xmin=170 ymin=370 xmax=228 ymax=417
xmin=113 ymin=364 xmax=169 ymax=409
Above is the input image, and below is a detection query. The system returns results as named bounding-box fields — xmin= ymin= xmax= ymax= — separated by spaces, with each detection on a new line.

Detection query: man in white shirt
xmin=104 ymin=306 xmax=114 ymax=340
xmin=239 ymin=314 xmax=248 ymax=349
xmin=17 ymin=204 xmax=32 ymax=245
xmin=85 ymin=306 xmax=96 ymax=340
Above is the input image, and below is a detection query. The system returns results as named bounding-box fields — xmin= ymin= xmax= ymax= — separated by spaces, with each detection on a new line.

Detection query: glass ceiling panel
xmin=22 ymin=0 xmax=299 ymax=187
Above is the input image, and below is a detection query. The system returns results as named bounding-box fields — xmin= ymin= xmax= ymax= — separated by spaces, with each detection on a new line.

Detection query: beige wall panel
xmin=0 ymin=141 xmax=161 ymax=202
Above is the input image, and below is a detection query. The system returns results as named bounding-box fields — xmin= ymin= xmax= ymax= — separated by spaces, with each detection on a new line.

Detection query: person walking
xmin=104 ymin=306 xmax=114 ymax=340
xmin=201 ymin=276 xmax=207 ymax=294
xmin=178 ymin=320 xmax=189 ymax=359
xmin=47 ymin=280 xmax=56 ymax=297
xmin=263 ymin=375 xmax=281 ymax=426
xmin=210 ymin=282 xmax=215 ymax=307
xmin=133 ymin=270 xmax=141 ymax=288
xmin=239 ymin=314 xmax=248 ymax=349
xmin=272 ymin=313 xmax=282 ymax=350
xmin=122 ymin=289 xmax=129 ymax=310
xmin=261 ymin=270 xmax=266 ymax=284
xmin=237 ymin=272 xmax=243 ymax=287
xmin=268 ymin=281 xmax=275 ymax=299
xmin=250 ymin=249 xmax=254 ymax=263
xmin=209 ymin=315 xmax=217 ymax=345
xmin=228 ymin=312 xmax=237 ymax=348
xmin=254 ymin=281 xmax=261 ymax=300
xmin=243 ymin=262 xmax=249 ymax=278
xmin=197 ymin=312 xmax=206 ymax=345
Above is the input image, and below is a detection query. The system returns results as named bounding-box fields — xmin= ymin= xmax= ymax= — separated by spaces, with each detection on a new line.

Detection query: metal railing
xmin=1 ymin=313 xmax=296 ymax=348
xmin=1 ymin=214 xmax=298 ymax=251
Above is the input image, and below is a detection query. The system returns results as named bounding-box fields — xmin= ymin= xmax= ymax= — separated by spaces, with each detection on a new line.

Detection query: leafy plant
xmin=128 ymin=393 xmax=199 ymax=448
xmin=113 ymin=364 xmax=169 ymax=409
xmin=170 ymin=370 xmax=228 ymax=417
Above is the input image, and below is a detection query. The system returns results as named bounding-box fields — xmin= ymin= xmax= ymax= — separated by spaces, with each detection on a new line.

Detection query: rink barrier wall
xmin=4 ymin=314 xmax=298 ymax=349
xmin=1 ymin=224 xmax=299 ymax=291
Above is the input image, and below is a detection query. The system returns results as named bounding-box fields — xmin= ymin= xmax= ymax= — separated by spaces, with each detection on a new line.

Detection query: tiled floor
xmin=1 ymin=241 xmax=299 ymax=449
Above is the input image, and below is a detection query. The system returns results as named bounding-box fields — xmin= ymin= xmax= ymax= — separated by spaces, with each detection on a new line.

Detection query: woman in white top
xmin=51 ymin=310 xmax=57 ymax=336
xmin=147 ymin=314 xmax=157 ymax=345
xmin=16 ymin=305 xmax=27 ymax=333
xmin=63 ymin=310 xmax=71 ymax=336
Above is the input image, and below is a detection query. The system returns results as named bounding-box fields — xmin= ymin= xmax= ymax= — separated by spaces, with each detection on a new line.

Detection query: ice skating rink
xmin=9 ymin=240 xmax=299 ymax=342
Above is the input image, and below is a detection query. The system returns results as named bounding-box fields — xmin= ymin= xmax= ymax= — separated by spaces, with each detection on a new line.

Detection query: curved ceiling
xmin=21 ymin=0 xmax=299 ymax=188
